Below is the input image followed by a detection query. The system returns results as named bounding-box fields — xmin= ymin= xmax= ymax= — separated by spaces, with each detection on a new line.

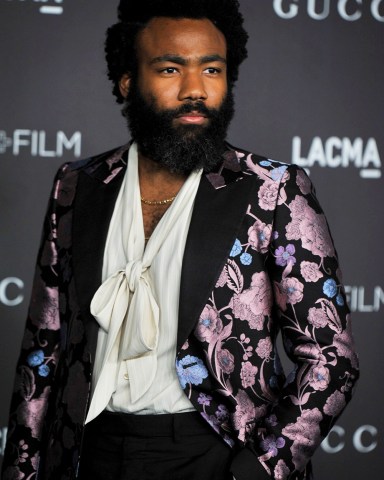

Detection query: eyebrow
xmin=149 ymin=54 xmax=227 ymax=66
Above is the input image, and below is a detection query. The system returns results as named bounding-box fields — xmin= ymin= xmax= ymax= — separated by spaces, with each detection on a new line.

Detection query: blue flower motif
xmin=270 ymin=166 xmax=287 ymax=182
xmin=323 ymin=279 xmax=338 ymax=298
xmin=260 ymin=160 xmax=272 ymax=167
xmin=283 ymin=337 xmax=293 ymax=354
xmin=176 ymin=355 xmax=209 ymax=389
xmin=38 ymin=364 xmax=50 ymax=377
xmin=336 ymin=294 xmax=345 ymax=306
xmin=27 ymin=350 xmax=44 ymax=367
xmin=274 ymin=354 xmax=284 ymax=376
xmin=285 ymin=370 xmax=296 ymax=385
xmin=269 ymin=375 xmax=278 ymax=389
xmin=230 ymin=239 xmax=242 ymax=257
xmin=240 ymin=252 xmax=252 ymax=265
xmin=258 ymin=231 xmax=266 ymax=242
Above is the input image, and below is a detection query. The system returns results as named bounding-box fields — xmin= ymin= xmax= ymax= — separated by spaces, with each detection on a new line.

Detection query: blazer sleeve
xmin=1 ymin=164 xmax=70 ymax=480
xmin=232 ymin=164 xmax=359 ymax=480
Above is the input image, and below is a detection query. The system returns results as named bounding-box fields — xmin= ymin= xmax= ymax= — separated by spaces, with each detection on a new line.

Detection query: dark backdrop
xmin=1 ymin=1 xmax=383 ymax=478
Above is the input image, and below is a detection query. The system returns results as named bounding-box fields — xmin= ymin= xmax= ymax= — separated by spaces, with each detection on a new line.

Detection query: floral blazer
xmin=1 ymin=144 xmax=359 ymax=480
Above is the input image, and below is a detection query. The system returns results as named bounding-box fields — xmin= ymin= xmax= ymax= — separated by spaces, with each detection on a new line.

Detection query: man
xmin=2 ymin=1 xmax=359 ymax=479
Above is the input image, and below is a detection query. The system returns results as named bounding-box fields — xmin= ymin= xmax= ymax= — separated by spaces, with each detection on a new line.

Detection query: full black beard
xmin=122 ymin=80 xmax=234 ymax=175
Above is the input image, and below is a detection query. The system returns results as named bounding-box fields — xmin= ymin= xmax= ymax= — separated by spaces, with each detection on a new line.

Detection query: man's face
xmin=120 ymin=17 xmax=234 ymax=174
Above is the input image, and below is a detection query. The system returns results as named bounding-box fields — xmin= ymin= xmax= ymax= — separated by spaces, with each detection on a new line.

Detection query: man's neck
xmin=138 ymin=151 xmax=189 ymax=242
xmin=138 ymin=152 xmax=187 ymax=200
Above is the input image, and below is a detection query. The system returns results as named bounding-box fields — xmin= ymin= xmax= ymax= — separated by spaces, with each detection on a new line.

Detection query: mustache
xmin=170 ymin=101 xmax=213 ymax=118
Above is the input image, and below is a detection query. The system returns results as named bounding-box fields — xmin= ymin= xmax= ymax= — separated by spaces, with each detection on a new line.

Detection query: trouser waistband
xmin=86 ymin=410 xmax=212 ymax=438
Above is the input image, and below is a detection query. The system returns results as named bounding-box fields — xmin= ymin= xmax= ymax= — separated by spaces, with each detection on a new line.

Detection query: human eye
xmin=159 ymin=66 xmax=179 ymax=75
xmin=203 ymin=67 xmax=222 ymax=75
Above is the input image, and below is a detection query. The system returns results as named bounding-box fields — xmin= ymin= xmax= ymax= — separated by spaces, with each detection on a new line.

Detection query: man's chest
xmin=142 ymin=203 xmax=171 ymax=240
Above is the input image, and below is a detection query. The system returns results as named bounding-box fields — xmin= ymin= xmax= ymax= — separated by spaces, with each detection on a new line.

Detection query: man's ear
xmin=119 ymin=74 xmax=131 ymax=99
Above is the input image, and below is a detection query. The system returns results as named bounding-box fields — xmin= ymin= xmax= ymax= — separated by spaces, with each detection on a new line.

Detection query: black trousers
xmin=78 ymin=411 xmax=234 ymax=480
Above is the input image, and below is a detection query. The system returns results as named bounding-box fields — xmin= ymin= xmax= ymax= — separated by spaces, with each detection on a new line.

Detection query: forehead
xmin=136 ymin=17 xmax=227 ymax=61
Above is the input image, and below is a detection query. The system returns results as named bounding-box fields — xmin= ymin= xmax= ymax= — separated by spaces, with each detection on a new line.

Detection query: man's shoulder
xmin=224 ymin=142 xmax=294 ymax=174
xmin=66 ymin=144 xmax=129 ymax=174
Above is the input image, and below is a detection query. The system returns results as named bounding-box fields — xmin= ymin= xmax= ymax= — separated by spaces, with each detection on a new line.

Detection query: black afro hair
xmin=105 ymin=0 xmax=248 ymax=103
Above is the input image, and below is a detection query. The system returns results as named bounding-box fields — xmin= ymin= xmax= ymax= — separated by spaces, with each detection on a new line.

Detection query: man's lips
xmin=176 ymin=112 xmax=208 ymax=125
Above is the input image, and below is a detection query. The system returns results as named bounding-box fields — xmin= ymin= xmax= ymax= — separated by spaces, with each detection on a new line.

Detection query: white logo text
xmin=5 ymin=0 xmax=64 ymax=15
xmin=0 ymin=277 xmax=24 ymax=307
xmin=322 ymin=425 xmax=378 ymax=453
xmin=345 ymin=285 xmax=384 ymax=313
xmin=273 ymin=0 xmax=384 ymax=22
xmin=292 ymin=136 xmax=381 ymax=178
xmin=0 ymin=130 xmax=82 ymax=158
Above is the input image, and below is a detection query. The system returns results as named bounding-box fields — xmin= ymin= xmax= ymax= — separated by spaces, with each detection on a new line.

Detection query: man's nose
xmin=178 ymin=72 xmax=208 ymax=102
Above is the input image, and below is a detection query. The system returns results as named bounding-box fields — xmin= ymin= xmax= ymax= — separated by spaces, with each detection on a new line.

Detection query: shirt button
xmin=124 ymin=373 xmax=129 ymax=381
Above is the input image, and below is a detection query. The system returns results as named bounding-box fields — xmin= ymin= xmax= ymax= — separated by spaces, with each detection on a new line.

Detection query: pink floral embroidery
xmin=324 ymin=390 xmax=346 ymax=417
xmin=294 ymin=343 xmax=327 ymax=364
xmin=233 ymin=390 xmax=266 ymax=442
xmin=308 ymin=365 xmax=330 ymax=391
xmin=296 ymin=170 xmax=312 ymax=195
xmin=274 ymin=459 xmax=291 ymax=480
xmin=29 ymin=276 xmax=60 ymax=331
xmin=258 ymin=180 xmax=279 ymax=210
xmin=333 ymin=316 xmax=359 ymax=369
xmin=2 ymin=466 xmax=26 ymax=479
xmin=288 ymin=195 xmax=308 ymax=219
xmin=17 ymin=440 xmax=28 ymax=464
xmin=307 ymin=307 xmax=328 ymax=328
xmin=248 ymin=314 xmax=265 ymax=331
xmin=16 ymin=388 xmax=50 ymax=440
xmin=285 ymin=277 xmax=304 ymax=305
xmin=104 ymin=166 xmax=124 ymax=184
xmin=275 ymin=277 xmax=304 ymax=310
xmin=256 ymin=338 xmax=272 ymax=360
xmin=215 ymin=267 xmax=228 ymax=288
xmin=300 ymin=215 xmax=335 ymax=258
xmin=282 ymin=408 xmax=323 ymax=471
xmin=286 ymin=196 xmax=335 ymax=259
xmin=30 ymin=452 xmax=39 ymax=471
xmin=248 ymin=220 xmax=272 ymax=254
xmin=232 ymin=272 xmax=272 ymax=330
xmin=300 ymin=261 xmax=323 ymax=283
xmin=40 ymin=238 xmax=58 ymax=267
xmin=285 ymin=219 xmax=301 ymax=241
xmin=217 ymin=349 xmax=235 ymax=374
xmin=106 ymin=147 xmax=127 ymax=169
xmin=240 ymin=361 xmax=258 ymax=388
xmin=195 ymin=305 xmax=223 ymax=343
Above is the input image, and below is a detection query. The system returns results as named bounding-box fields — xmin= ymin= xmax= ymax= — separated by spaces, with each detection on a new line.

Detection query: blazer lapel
xmin=72 ymin=147 xmax=128 ymax=318
xmin=177 ymin=153 xmax=256 ymax=351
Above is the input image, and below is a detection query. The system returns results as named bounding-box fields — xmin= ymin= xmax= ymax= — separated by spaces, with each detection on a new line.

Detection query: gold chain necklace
xmin=140 ymin=195 xmax=176 ymax=206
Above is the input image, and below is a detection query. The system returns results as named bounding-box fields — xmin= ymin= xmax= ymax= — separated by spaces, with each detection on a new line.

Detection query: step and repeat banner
xmin=0 ymin=1 xmax=383 ymax=478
